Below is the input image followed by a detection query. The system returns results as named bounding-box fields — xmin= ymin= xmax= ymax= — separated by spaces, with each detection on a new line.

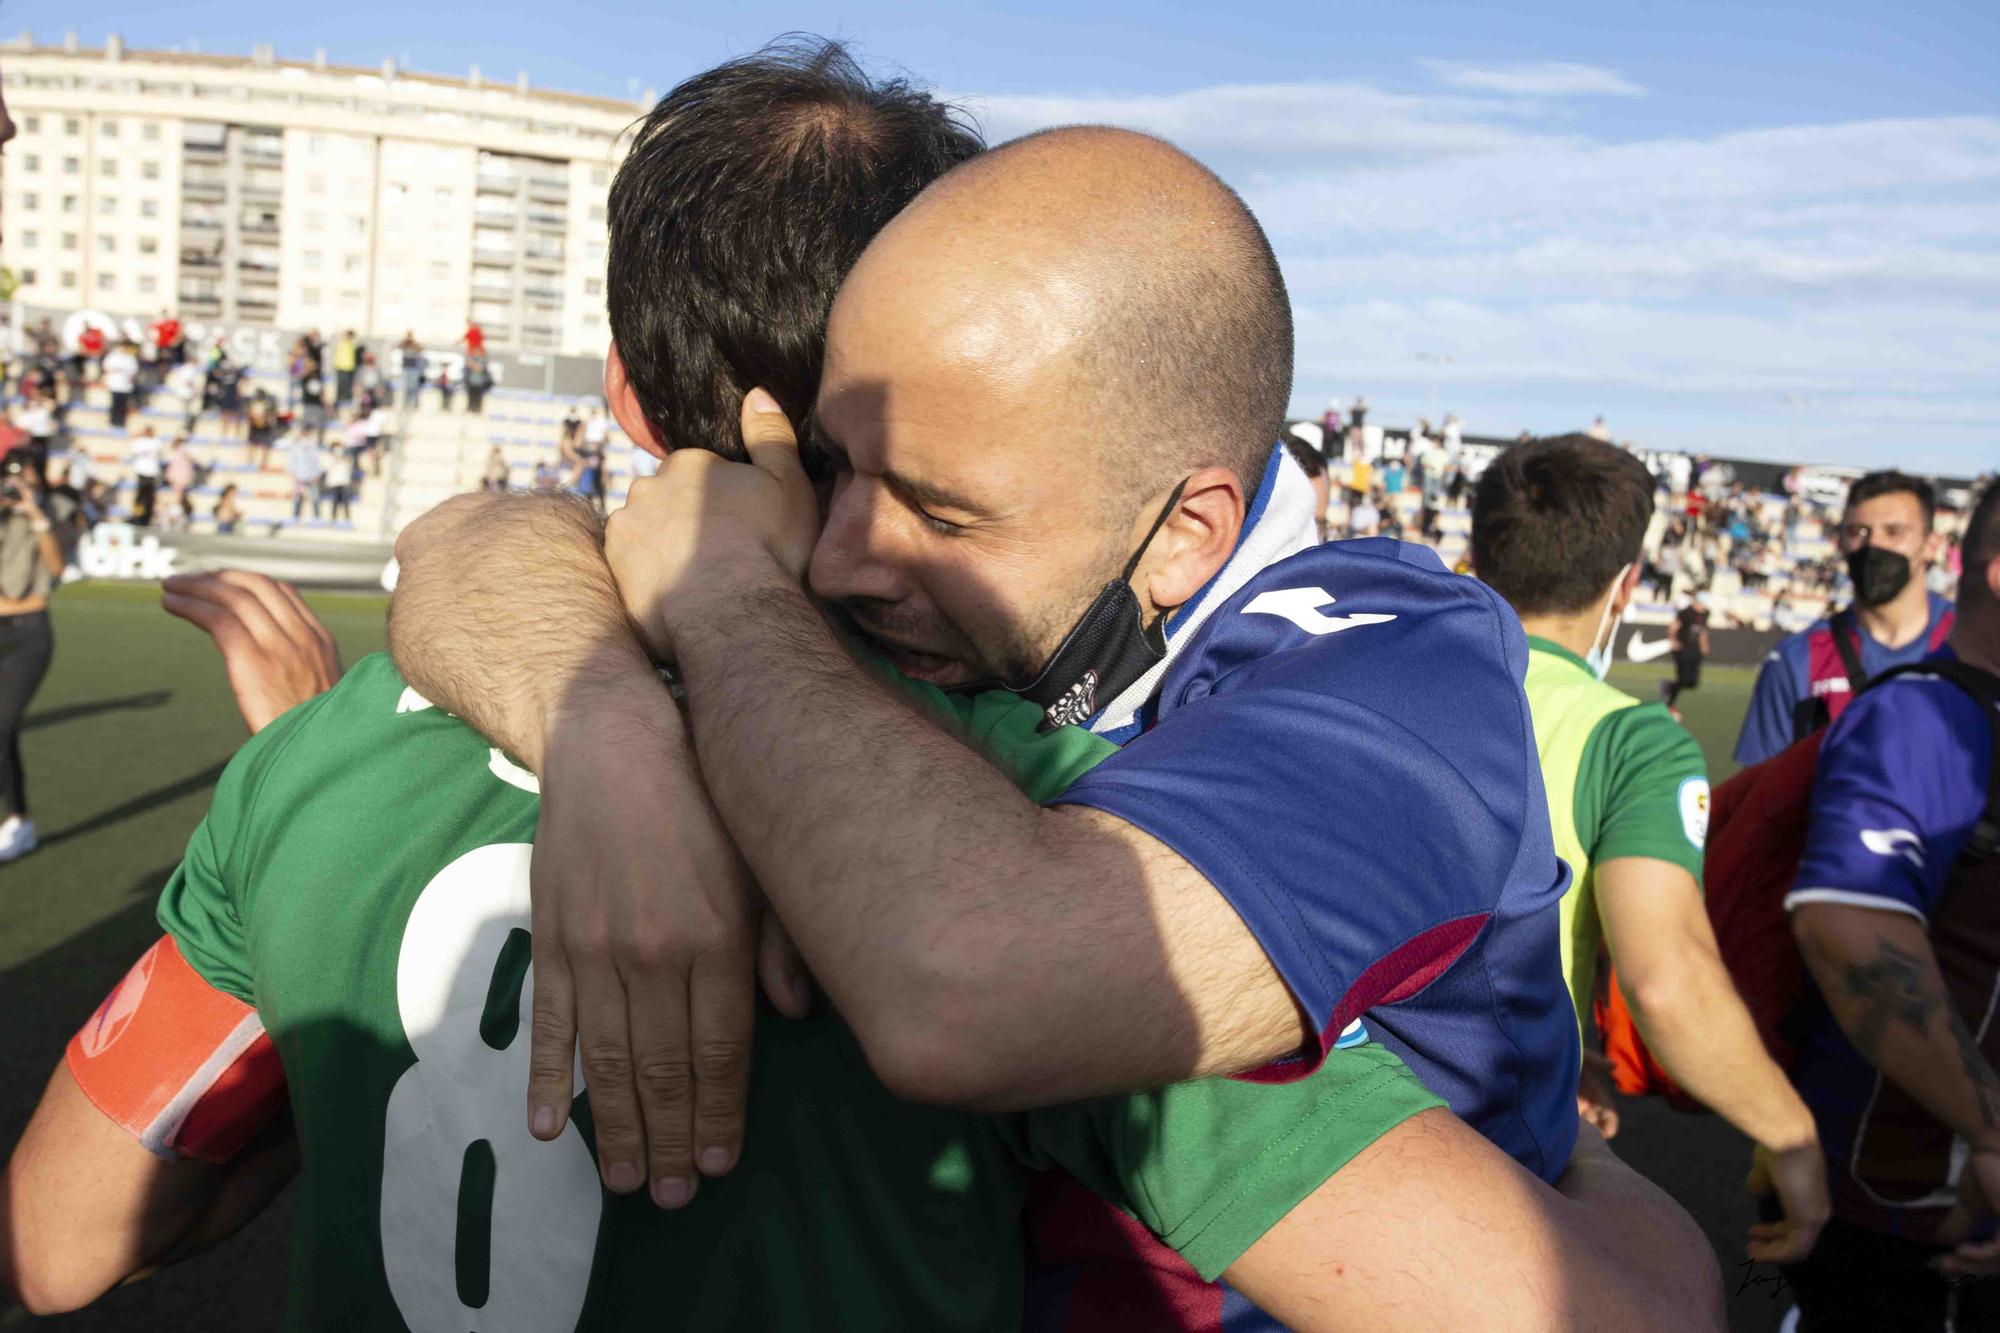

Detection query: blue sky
xmin=12 ymin=1 xmax=1998 ymax=471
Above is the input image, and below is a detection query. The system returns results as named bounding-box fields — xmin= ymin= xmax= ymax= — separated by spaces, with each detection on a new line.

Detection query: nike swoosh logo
xmin=1626 ymin=635 xmax=1674 ymax=663
xmin=1244 ymin=587 xmax=1398 ymax=636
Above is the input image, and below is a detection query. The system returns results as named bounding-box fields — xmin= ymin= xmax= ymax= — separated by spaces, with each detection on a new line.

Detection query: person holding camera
xmin=0 ymin=455 xmax=78 ymax=862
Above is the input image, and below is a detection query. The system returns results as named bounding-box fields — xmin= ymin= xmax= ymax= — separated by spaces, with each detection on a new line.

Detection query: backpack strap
xmin=1832 ymin=608 xmax=1870 ymax=695
xmin=1867 ymin=660 xmax=2000 ymax=864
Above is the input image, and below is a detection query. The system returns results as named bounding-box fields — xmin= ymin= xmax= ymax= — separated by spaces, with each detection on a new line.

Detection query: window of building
xmin=350 ymin=216 xmax=368 ymax=237
xmin=97 ymin=235 xmax=115 ymax=253
xmin=590 ymin=166 xmax=607 ymax=186
xmin=430 ymin=260 xmax=450 ymax=280
xmin=60 ymin=232 xmax=77 ymax=250
xmin=142 ymin=121 xmax=161 ymax=142
xmin=21 ymin=153 xmax=38 ymax=172
xmin=19 ymin=229 xmax=36 ymax=247
xmin=23 ymin=115 xmax=38 ymax=133
xmin=101 ymin=119 xmax=119 ymax=138
xmin=138 ymin=275 xmax=158 ymax=294
xmin=306 ymin=211 xmax=326 ymax=232
xmin=140 ymin=199 xmax=159 ymax=218
xmin=61 ymin=195 xmax=78 ymax=213
xmin=303 ymin=287 xmax=323 ymax=305
xmin=304 ymin=250 xmax=323 ymax=271
xmin=21 ymin=192 xmax=38 ymax=210
xmin=142 ymin=161 xmax=160 ymax=180
xmin=63 ymin=117 xmax=80 ymax=136
xmin=96 ymin=272 xmax=116 ymax=292
xmin=588 ymin=204 xmax=605 ymax=223
xmin=584 ymin=277 xmax=603 ymax=296
xmin=18 ymin=268 xmax=35 ymax=285
xmin=97 ymin=196 xmax=118 ymax=216
xmin=100 ymin=159 xmax=118 ymax=178
xmin=435 ymin=186 xmax=456 ymax=205
xmin=309 ymin=173 xmax=327 ymax=194
xmin=62 ymin=156 xmax=79 ymax=174
xmin=59 ymin=270 xmax=76 ymax=289
xmin=139 ymin=236 xmax=158 ymax=255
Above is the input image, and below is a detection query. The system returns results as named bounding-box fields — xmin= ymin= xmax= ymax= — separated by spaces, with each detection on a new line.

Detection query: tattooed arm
xmin=1791 ymin=903 xmax=2000 ymax=1149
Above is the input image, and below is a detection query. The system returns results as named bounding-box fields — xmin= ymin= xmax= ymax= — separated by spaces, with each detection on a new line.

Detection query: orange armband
xmin=65 ymin=935 xmax=287 ymax=1163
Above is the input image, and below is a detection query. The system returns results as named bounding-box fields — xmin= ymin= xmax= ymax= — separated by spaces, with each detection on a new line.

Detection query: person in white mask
xmin=1471 ymin=435 xmax=1830 ymax=1266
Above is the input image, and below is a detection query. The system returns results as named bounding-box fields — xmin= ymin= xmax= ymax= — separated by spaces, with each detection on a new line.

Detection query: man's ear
xmin=603 ymin=343 xmax=668 ymax=460
xmin=1142 ymin=466 xmax=1244 ymax=615
xmin=1611 ymin=560 xmax=1643 ymax=617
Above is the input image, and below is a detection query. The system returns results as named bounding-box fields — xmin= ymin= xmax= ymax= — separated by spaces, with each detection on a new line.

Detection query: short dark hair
xmin=1282 ymin=435 xmax=1326 ymax=478
xmin=1471 ymin=437 xmax=1656 ymax=616
xmin=1845 ymin=469 xmax=1936 ymax=529
xmin=607 ymin=38 xmax=981 ymax=458
xmin=1960 ymin=479 xmax=2000 ymax=605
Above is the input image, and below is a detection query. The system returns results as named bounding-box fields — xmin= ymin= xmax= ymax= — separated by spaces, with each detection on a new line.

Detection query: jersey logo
xmin=397 ymin=687 xmax=436 ymax=714
xmin=1043 ymin=670 xmax=1099 ymax=730
xmin=1678 ymin=777 xmax=1711 ymax=849
xmin=1243 ymin=587 xmax=1397 ymax=637
xmin=1626 ymin=634 xmax=1673 ymax=664
xmin=1860 ymin=828 xmax=1926 ymax=868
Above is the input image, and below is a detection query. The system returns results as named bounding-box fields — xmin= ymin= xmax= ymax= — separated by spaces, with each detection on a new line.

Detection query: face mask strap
xmin=1120 ymin=476 xmax=1192 ymax=586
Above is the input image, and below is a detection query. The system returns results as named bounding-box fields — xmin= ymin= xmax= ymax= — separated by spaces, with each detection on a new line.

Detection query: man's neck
xmin=1856 ymin=584 xmax=1933 ymax=650
xmin=1516 ymin=609 xmax=1599 ymax=662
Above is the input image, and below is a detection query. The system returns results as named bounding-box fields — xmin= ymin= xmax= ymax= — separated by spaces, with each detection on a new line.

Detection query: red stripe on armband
xmin=65 ymin=936 xmax=287 ymax=1163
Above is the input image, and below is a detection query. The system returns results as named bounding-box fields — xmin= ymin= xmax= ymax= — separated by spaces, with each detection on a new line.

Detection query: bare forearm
xmin=1622 ymin=952 xmax=1814 ymax=1151
xmin=672 ymin=576 xmax=1297 ymax=1105
xmin=389 ymin=491 xmax=656 ymax=769
xmin=1797 ymin=905 xmax=2000 ymax=1151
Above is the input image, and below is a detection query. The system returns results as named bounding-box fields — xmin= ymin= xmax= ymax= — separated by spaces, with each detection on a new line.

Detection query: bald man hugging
xmin=386 ymin=120 xmax=1718 ymax=1326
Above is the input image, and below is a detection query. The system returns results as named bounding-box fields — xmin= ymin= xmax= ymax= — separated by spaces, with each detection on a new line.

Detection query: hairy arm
xmin=665 ymin=575 xmax=1305 ymax=1108
xmin=2 ymin=1063 xmax=296 ymax=1314
xmin=1224 ymin=1111 xmax=1722 ymax=1332
xmin=388 ymin=489 xmax=658 ymax=770
xmin=1792 ymin=901 xmax=2000 ymax=1149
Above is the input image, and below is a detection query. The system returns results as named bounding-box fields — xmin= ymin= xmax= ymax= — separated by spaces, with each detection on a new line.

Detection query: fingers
xmin=1745 ymin=1222 xmax=1811 ymax=1266
xmin=1936 ymin=1237 xmax=2000 ymax=1279
xmin=269 ymin=577 xmax=343 ymax=676
xmin=572 ymin=959 xmax=649 ymax=1196
xmin=739 ymin=389 xmax=813 ymax=513
xmin=164 ymin=571 xmax=286 ymax=652
xmin=757 ymin=913 xmax=813 ymax=1019
xmin=623 ymin=962 xmax=696 ymax=1209
xmin=689 ymin=936 xmax=755 ymax=1187
xmin=524 ymin=848 xmax=581 ymax=1146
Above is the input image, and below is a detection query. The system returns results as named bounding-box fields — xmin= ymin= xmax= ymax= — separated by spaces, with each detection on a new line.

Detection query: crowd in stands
xmin=1292 ymin=396 xmax=1983 ymax=630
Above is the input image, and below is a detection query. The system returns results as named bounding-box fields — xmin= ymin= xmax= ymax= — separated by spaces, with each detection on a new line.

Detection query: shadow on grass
xmin=38 ymin=761 xmax=230 ymax=851
xmin=23 ymin=691 xmax=175 ymax=733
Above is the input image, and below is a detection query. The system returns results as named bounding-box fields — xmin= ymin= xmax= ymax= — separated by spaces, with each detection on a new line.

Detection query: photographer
xmin=0 ymin=454 xmax=78 ymax=863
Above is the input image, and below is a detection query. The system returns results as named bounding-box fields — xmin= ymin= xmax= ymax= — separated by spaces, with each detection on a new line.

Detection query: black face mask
xmin=956 ymin=479 xmax=1189 ymax=732
xmin=1847 ymin=544 xmax=1913 ymax=609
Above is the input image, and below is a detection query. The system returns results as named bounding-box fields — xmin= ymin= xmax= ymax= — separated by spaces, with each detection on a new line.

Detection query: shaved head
xmin=832 ymin=126 xmax=1292 ymax=508
xmin=808 ymin=126 xmax=1293 ymax=689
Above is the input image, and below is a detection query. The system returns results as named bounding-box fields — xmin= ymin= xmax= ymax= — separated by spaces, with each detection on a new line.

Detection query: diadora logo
xmin=1860 ymin=828 xmax=1925 ymax=868
xmin=1243 ymin=587 xmax=1397 ymax=637
xmin=1811 ymin=677 xmax=1853 ymax=698
xmin=1043 ymin=670 xmax=1100 ymax=730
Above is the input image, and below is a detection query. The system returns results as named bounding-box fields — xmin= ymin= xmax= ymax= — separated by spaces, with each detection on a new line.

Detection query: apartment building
xmin=0 ymin=34 xmax=639 ymax=355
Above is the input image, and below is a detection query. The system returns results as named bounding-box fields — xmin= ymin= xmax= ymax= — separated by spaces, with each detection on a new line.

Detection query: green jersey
xmin=158 ymin=653 xmax=1439 ymax=1331
xmin=1521 ymin=638 xmax=1711 ymax=1032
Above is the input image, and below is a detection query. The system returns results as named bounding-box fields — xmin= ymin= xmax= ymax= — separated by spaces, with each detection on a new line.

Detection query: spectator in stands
xmin=1780 ymin=479 xmax=2000 ymax=1326
xmin=559 ymin=403 xmax=583 ymax=455
xmin=16 ymin=390 xmax=56 ymax=460
xmin=74 ymin=324 xmax=105 ymax=394
xmin=284 ymin=429 xmax=325 ymax=522
xmin=532 ymin=457 xmax=561 ymax=491
xmin=396 ymin=334 xmax=425 ymax=409
xmin=1318 ymin=399 xmax=1341 ymax=462
xmin=101 ymin=340 xmax=139 ymax=431
xmin=324 ymin=445 xmax=355 ymax=524
xmin=464 ymin=318 xmax=486 ymax=357
xmin=482 ymin=444 xmax=510 ymax=493
xmin=1472 ymin=436 xmax=1829 ymax=1262
xmin=1383 ymin=450 xmax=1407 ymax=497
xmin=573 ymin=407 xmax=611 ymax=511
xmin=162 ymin=435 xmax=198 ymax=532
xmin=213 ymin=483 xmax=242 ymax=535
xmin=125 ymin=426 xmax=163 ymax=528
xmin=1589 ymin=415 xmax=1610 ymax=442
xmin=150 ymin=309 xmax=182 ymax=370
xmin=332 ymin=329 xmax=359 ymax=407
xmin=298 ymin=360 xmax=328 ymax=446
xmin=1442 ymin=412 xmax=1463 ymax=454
xmin=1735 ymin=470 xmax=1954 ymax=765
xmin=0 ymin=456 xmax=79 ymax=864
xmin=210 ymin=353 xmax=245 ymax=440
xmin=434 ymin=364 xmax=456 ymax=413
xmin=464 ymin=354 xmax=493 ymax=415
xmin=165 ymin=359 xmax=203 ymax=436
xmin=363 ymin=400 xmax=390 ymax=478
xmin=1348 ymin=486 xmax=1383 ymax=538
xmin=245 ymin=388 xmax=278 ymax=473
xmin=357 ymin=349 xmax=384 ymax=409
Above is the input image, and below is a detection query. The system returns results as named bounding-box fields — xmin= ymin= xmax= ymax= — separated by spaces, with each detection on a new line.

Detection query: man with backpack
xmin=1778 ymin=478 xmax=2000 ymax=1327
xmin=1472 ymin=437 xmax=1830 ymax=1264
xmin=1735 ymin=470 xmax=1954 ymax=765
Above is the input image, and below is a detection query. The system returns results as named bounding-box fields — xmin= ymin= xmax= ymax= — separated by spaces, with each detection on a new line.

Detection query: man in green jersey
xmin=1471 ymin=435 xmax=1830 ymax=1264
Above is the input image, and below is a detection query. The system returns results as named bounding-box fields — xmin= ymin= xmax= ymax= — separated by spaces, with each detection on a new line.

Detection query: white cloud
xmin=1421 ymin=59 xmax=1645 ymax=97
xmin=955 ymin=76 xmax=2000 ymax=472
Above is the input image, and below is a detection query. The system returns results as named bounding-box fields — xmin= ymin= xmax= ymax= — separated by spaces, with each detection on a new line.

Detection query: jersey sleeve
xmin=1012 ymin=1043 xmax=1442 ymax=1280
xmin=1788 ymin=679 xmax=1991 ymax=922
xmin=1588 ymin=704 xmax=1708 ymax=886
xmin=892 ymin=673 xmax=1118 ymax=803
xmin=1733 ymin=649 xmax=1800 ymax=766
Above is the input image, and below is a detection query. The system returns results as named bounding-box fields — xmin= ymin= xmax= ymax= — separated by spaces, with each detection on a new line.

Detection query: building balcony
xmin=182 ymin=176 xmax=227 ymax=199
xmin=525 ymin=177 xmax=568 ymax=203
